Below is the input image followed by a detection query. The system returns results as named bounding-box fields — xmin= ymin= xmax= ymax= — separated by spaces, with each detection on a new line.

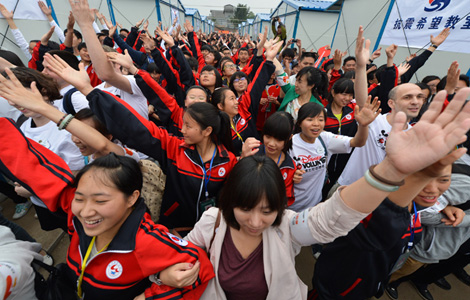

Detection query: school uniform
xmin=86 ymin=89 xmax=238 ymax=229
xmin=0 ymin=117 xmax=215 ymax=300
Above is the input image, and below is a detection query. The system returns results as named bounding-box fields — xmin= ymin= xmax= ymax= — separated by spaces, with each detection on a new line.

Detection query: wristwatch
xmin=152 ymin=272 xmax=163 ymax=285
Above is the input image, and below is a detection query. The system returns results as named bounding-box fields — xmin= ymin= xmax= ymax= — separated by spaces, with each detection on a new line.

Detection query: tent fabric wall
xmin=332 ymin=0 xmax=470 ymax=79
xmin=271 ymin=0 xmax=339 ymax=51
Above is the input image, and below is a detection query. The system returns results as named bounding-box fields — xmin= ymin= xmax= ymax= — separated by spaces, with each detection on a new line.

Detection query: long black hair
xmin=262 ymin=112 xmax=294 ymax=153
xmin=295 ymin=67 xmax=328 ymax=100
xmin=185 ymin=102 xmax=235 ymax=153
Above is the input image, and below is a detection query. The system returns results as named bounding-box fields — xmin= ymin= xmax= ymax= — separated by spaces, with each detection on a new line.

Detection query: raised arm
xmin=69 ymin=0 xmax=133 ymax=93
xmin=354 ymin=26 xmax=370 ymax=108
xmin=38 ymin=1 xmax=65 ymax=43
xmin=0 ymin=4 xmax=31 ymax=60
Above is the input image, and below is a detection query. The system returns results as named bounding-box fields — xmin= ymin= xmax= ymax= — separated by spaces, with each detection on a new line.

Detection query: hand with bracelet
xmin=341 ymin=87 xmax=470 ymax=213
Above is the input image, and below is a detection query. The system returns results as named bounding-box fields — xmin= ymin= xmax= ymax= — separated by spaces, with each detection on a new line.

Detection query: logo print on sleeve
xmin=106 ymin=260 xmax=123 ymax=279
xmin=166 ymin=232 xmax=189 ymax=246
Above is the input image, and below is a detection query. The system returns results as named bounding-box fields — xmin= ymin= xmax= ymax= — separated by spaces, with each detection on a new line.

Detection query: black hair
xmin=294 ymin=102 xmax=327 ymax=134
xmin=2 ymin=67 xmax=61 ymax=101
xmin=343 ymin=70 xmax=356 ymax=80
xmin=229 ymin=71 xmax=250 ymax=96
xmin=219 ymin=155 xmax=286 ymax=230
xmin=200 ymin=65 xmax=222 ymax=89
xmin=47 ymin=50 xmax=80 ymax=71
xmin=416 ymin=82 xmax=432 ymax=95
xmin=281 ymin=48 xmax=295 ymax=59
xmin=0 ymin=50 xmax=25 ymax=67
xmin=367 ymin=69 xmax=377 ymax=83
xmin=185 ymin=102 xmax=234 ymax=153
xmin=300 ymin=52 xmax=318 ymax=62
xmin=343 ymin=56 xmax=356 ymax=66
xmin=146 ymin=63 xmax=161 ymax=74
xmin=74 ymin=153 xmax=142 ymax=197
xmin=295 ymin=67 xmax=329 ymax=100
xmin=436 ymin=75 xmax=470 ymax=92
xmin=262 ymin=112 xmax=294 ymax=153
xmin=211 ymin=87 xmax=231 ymax=108
xmin=209 ymin=49 xmax=222 ymax=68
xmin=186 ymin=85 xmax=210 ymax=103
xmin=187 ymin=57 xmax=198 ymax=72
xmin=219 ymin=56 xmax=233 ymax=70
xmin=75 ymin=108 xmax=110 ymax=137
xmin=238 ymin=47 xmax=249 ymax=55
xmin=64 ymin=29 xmax=82 ymax=41
xmin=77 ymin=42 xmax=87 ymax=51
xmin=201 ymin=44 xmax=213 ymax=52
xmin=120 ymin=28 xmax=129 ymax=34
xmin=421 ymin=75 xmax=440 ymax=85
xmin=328 ymin=78 xmax=354 ymax=103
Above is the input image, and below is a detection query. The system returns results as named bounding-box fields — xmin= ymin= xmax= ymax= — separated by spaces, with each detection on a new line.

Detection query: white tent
xmin=331 ymin=0 xmax=470 ymax=79
xmin=185 ymin=8 xmax=202 ymax=31
xmin=270 ymin=0 xmax=342 ymax=52
xmin=0 ymin=0 xmax=187 ymax=63
xmin=253 ymin=13 xmax=271 ymax=36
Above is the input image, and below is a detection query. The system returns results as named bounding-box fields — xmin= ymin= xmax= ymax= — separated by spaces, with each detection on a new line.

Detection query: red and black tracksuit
xmin=310 ymin=198 xmax=423 ymax=300
xmin=255 ymin=145 xmax=296 ymax=206
xmin=323 ymin=102 xmax=357 ymax=196
xmin=85 ymin=89 xmax=238 ymax=229
xmin=0 ymin=118 xmax=215 ymax=300
xmin=230 ymin=60 xmax=276 ymax=155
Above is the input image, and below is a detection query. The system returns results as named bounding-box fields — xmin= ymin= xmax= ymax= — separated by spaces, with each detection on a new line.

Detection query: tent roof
xmin=279 ymin=0 xmax=341 ymax=12
xmin=256 ymin=13 xmax=272 ymax=21
xmin=185 ymin=8 xmax=200 ymax=16
xmin=247 ymin=19 xmax=254 ymax=24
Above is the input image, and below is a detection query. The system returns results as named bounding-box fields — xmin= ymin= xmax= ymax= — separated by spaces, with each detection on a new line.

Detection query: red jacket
xmin=0 ymin=118 xmax=215 ymax=300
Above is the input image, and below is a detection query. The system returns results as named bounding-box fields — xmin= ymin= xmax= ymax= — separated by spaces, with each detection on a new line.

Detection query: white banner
xmin=380 ymin=0 xmax=470 ymax=53
xmin=0 ymin=0 xmax=49 ymax=21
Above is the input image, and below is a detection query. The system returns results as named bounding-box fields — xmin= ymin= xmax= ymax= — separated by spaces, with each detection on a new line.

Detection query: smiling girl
xmin=289 ymin=99 xmax=380 ymax=211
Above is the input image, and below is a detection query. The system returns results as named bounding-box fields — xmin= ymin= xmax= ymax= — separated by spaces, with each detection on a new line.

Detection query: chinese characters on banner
xmin=380 ymin=0 xmax=470 ymax=53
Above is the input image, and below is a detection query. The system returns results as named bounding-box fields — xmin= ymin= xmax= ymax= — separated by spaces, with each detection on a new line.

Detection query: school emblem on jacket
xmin=218 ymin=167 xmax=226 ymax=177
xmin=240 ymin=118 xmax=246 ymax=125
xmin=106 ymin=260 xmax=123 ymax=279
xmin=167 ymin=232 xmax=188 ymax=247
xmin=283 ymin=172 xmax=287 ymax=180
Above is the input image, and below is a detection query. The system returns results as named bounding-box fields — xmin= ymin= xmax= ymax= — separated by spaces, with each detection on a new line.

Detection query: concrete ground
xmin=2 ymin=197 xmax=470 ymax=299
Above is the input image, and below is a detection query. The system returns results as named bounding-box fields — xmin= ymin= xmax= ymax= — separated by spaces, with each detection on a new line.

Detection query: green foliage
xmin=230 ymin=4 xmax=254 ymax=25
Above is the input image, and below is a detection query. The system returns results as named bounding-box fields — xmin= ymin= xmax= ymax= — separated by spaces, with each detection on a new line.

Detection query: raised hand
xmin=384 ymin=88 xmax=470 ymax=179
xmin=43 ymin=53 xmax=93 ymax=95
xmin=257 ymin=26 xmax=268 ymax=55
xmin=370 ymin=47 xmax=381 ymax=61
xmin=333 ymin=49 xmax=342 ymax=70
xmin=265 ymin=38 xmax=283 ymax=61
xmin=140 ymin=32 xmax=156 ymax=51
xmin=41 ymin=26 xmax=55 ymax=45
xmin=397 ymin=62 xmax=411 ymax=76
xmin=68 ymin=0 xmax=94 ymax=26
xmin=107 ymin=49 xmax=134 ymax=70
xmin=241 ymin=138 xmax=261 ymax=158
xmin=0 ymin=4 xmax=13 ymax=19
xmin=0 ymin=68 xmax=46 ymax=112
xmin=155 ymin=26 xmax=174 ymax=47
xmin=143 ymin=19 xmax=149 ymax=32
xmin=355 ymin=96 xmax=381 ymax=127
xmin=431 ymin=27 xmax=450 ymax=47
xmin=135 ymin=18 xmax=144 ymax=28
xmin=445 ymin=61 xmax=460 ymax=94
xmin=38 ymin=1 xmax=52 ymax=17
xmin=355 ymin=26 xmax=371 ymax=68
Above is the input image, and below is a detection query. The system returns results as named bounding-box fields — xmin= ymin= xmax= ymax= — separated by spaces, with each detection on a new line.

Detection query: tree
xmin=230 ymin=4 xmax=255 ymax=26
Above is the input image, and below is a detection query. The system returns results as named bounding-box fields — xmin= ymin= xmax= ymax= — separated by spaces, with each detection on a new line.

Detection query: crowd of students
xmin=0 ymin=1 xmax=470 ymax=299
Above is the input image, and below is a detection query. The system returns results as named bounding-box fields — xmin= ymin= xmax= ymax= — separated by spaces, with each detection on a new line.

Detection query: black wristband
xmin=431 ymin=44 xmax=439 ymax=49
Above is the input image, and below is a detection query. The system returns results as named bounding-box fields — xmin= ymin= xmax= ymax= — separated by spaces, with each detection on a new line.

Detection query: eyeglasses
xmin=224 ymin=64 xmax=236 ymax=70
xmin=233 ymin=77 xmax=247 ymax=83
xmin=200 ymin=72 xmax=215 ymax=77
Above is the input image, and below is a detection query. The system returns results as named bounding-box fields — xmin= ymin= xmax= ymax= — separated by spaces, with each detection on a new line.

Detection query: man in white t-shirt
xmin=337 ymin=83 xmax=426 ymax=186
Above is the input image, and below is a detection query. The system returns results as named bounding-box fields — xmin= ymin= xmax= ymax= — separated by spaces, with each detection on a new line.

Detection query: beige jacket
xmin=185 ymin=188 xmax=369 ymax=300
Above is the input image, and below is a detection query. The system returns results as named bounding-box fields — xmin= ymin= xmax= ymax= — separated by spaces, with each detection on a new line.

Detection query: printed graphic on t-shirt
xmin=375 ymin=129 xmax=389 ymax=150
xmin=292 ymin=154 xmax=327 ymax=173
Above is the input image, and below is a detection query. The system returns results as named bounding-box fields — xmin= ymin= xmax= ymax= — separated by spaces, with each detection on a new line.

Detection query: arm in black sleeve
xmin=400 ymin=50 xmax=433 ymax=83
xmin=125 ymin=26 xmax=139 ymax=47
xmin=169 ymin=45 xmax=195 ymax=92
xmin=87 ymin=89 xmax=179 ymax=171
xmin=113 ymin=31 xmax=147 ymax=67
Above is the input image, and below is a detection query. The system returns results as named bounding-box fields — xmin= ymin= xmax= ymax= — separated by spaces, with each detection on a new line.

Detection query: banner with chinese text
xmin=380 ymin=0 xmax=470 ymax=53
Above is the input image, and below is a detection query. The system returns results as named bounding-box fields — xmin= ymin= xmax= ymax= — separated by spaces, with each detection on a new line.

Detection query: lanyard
xmin=77 ymin=236 xmax=110 ymax=298
xmin=408 ymin=202 xmax=418 ymax=250
xmin=231 ymin=122 xmax=244 ymax=143
xmin=198 ymin=147 xmax=217 ymax=199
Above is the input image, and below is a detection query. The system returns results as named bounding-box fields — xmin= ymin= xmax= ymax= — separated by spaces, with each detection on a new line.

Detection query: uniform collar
xmin=73 ymin=198 xmax=147 ymax=254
